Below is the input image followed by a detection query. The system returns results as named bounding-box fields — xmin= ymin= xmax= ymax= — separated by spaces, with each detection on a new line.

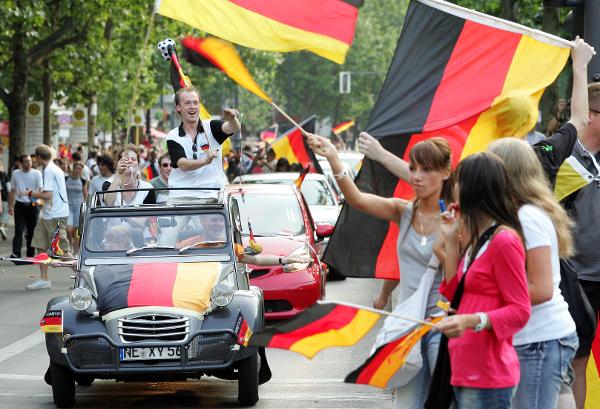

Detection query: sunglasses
xmin=161 ymin=163 xmax=172 ymax=168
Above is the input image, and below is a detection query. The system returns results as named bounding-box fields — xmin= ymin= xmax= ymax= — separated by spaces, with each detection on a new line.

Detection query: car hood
xmin=307 ymin=205 xmax=339 ymax=225
xmin=92 ymin=262 xmax=232 ymax=316
xmin=242 ymin=235 xmax=307 ymax=257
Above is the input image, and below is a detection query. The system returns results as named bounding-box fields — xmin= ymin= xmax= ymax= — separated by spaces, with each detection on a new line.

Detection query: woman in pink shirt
xmin=435 ymin=152 xmax=531 ymax=408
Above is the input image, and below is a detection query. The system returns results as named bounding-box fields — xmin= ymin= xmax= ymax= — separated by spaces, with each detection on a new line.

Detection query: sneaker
xmin=26 ymin=279 xmax=52 ymax=290
xmin=0 ymin=226 xmax=7 ymax=240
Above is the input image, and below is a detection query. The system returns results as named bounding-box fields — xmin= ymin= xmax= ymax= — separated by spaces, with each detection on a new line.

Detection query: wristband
xmin=278 ymin=257 xmax=283 ymax=265
xmin=474 ymin=312 xmax=488 ymax=332
xmin=333 ymin=168 xmax=349 ymax=180
xmin=28 ymin=191 xmax=32 ymax=197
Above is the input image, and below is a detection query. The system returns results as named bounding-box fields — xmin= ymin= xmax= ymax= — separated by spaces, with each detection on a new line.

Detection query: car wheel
xmin=50 ymin=361 xmax=75 ymax=408
xmin=75 ymin=375 xmax=94 ymax=386
xmin=237 ymin=352 xmax=259 ymax=406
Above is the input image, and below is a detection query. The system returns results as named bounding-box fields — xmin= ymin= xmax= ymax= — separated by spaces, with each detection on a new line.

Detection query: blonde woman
xmin=488 ymin=138 xmax=577 ymax=409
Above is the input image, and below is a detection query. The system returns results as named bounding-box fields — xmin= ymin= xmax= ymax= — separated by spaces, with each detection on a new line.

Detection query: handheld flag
xmin=248 ymin=302 xmax=380 ymax=359
xmin=260 ymin=124 xmax=278 ymax=143
xmin=345 ymin=316 xmax=443 ymax=388
xmin=246 ymin=221 xmax=263 ymax=255
xmin=50 ymin=225 xmax=63 ymax=256
xmin=587 ymin=332 xmax=600 ymax=409
xmin=324 ymin=0 xmax=571 ymax=279
xmin=155 ymin=0 xmax=363 ymax=64
xmin=182 ymin=36 xmax=272 ymax=102
xmin=294 ymin=166 xmax=310 ymax=188
xmin=332 ymin=120 xmax=355 ymax=135
xmin=271 ymin=116 xmax=323 ymax=173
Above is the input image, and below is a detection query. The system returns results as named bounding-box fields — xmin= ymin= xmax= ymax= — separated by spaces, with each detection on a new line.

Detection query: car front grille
xmin=187 ymin=333 xmax=235 ymax=366
xmin=118 ymin=314 xmax=190 ymax=343
xmin=67 ymin=337 xmax=115 ymax=369
xmin=264 ymin=300 xmax=293 ymax=313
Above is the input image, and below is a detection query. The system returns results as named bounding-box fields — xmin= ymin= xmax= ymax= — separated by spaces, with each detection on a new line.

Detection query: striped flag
xmin=94 ymin=262 xmax=221 ymax=315
xmin=248 ymin=302 xmax=380 ymax=359
xmin=324 ymin=0 xmax=570 ymax=279
xmin=155 ymin=0 xmax=363 ymax=64
xmin=332 ymin=120 xmax=355 ymax=135
xmin=182 ymin=36 xmax=272 ymax=102
xmin=345 ymin=317 xmax=443 ymax=388
xmin=587 ymin=331 xmax=600 ymax=409
xmin=272 ymin=116 xmax=323 ymax=173
xmin=554 ymin=156 xmax=594 ymax=201
xmin=40 ymin=310 xmax=63 ymax=333
xmin=50 ymin=225 xmax=63 ymax=256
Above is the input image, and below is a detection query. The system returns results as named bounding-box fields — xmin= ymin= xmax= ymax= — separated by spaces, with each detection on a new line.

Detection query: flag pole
xmin=317 ymin=300 xmax=442 ymax=327
xmin=270 ymin=101 xmax=308 ymax=137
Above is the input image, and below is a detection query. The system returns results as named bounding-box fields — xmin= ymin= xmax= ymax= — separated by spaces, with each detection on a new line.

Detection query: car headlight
xmin=70 ymin=288 xmax=93 ymax=311
xmin=211 ymin=273 xmax=236 ymax=307
xmin=283 ymin=245 xmax=312 ymax=273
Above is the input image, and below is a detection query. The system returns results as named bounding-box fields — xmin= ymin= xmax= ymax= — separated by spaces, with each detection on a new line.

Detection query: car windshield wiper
xmin=126 ymin=244 xmax=176 ymax=255
xmin=178 ymin=241 xmax=226 ymax=254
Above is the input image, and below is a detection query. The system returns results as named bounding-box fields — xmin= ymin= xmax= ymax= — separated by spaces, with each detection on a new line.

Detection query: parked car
xmin=227 ymin=184 xmax=332 ymax=320
xmin=42 ymin=188 xmax=268 ymax=407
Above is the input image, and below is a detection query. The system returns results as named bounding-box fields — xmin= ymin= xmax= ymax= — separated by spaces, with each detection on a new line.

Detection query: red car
xmin=227 ymin=184 xmax=333 ymax=320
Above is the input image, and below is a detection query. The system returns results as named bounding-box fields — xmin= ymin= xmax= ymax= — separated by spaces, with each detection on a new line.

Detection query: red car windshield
xmin=236 ymin=193 xmax=305 ymax=237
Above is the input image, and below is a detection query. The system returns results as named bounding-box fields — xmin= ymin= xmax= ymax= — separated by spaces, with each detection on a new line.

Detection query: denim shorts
xmin=513 ymin=332 xmax=579 ymax=409
xmin=454 ymin=385 xmax=515 ymax=409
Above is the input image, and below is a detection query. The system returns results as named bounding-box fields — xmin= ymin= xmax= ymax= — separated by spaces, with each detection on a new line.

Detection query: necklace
xmin=417 ymin=206 xmax=439 ymax=246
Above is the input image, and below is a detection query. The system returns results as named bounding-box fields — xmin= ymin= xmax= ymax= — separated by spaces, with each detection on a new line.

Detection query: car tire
xmin=75 ymin=375 xmax=94 ymax=386
xmin=50 ymin=361 xmax=75 ymax=408
xmin=237 ymin=352 xmax=259 ymax=406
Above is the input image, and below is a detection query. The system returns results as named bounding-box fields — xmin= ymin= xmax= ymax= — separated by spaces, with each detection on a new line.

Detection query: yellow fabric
xmin=198 ymin=37 xmax=271 ymax=102
xmin=41 ymin=325 xmax=62 ymax=333
xmin=271 ymin=136 xmax=300 ymax=164
xmin=369 ymin=317 xmax=443 ymax=388
xmin=586 ymin=354 xmax=600 ymax=409
xmin=554 ymin=157 xmax=592 ymax=201
xmin=156 ymin=0 xmax=350 ymax=64
xmin=289 ymin=310 xmax=380 ymax=359
xmin=199 ymin=102 xmax=211 ymax=120
xmin=461 ymin=35 xmax=569 ymax=158
xmin=172 ymin=262 xmax=220 ymax=313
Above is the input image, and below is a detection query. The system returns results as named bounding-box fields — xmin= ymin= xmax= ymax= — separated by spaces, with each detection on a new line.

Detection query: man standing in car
xmin=166 ymin=86 xmax=240 ymax=202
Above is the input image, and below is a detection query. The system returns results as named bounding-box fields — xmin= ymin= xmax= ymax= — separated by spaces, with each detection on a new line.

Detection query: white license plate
xmin=119 ymin=346 xmax=181 ymax=361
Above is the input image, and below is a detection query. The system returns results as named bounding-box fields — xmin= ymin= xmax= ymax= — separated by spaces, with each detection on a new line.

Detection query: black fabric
xmin=560 ymin=262 xmax=597 ymax=357
xmin=167 ymin=139 xmax=187 ymax=168
xmin=365 ymin=1 xmax=465 ymax=138
xmin=322 ymin=136 xmax=409 ymax=277
xmin=533 ymin=122 xmax=578 ymax=189
xmin=0 ymin=171 xmax=8 ymax=202
xmin=101 ymin=180 xmax=111 ymax=192
xmin=94 ymin=264 xmax=133 ymax=316
xmin=143 ymin=189 xmax=156 ymax=205
xmin=170 ymin=58 xmax=185 ymax=92
xmin=424 ymin=225 xmax=499 ymax=409
xmin=210 ymin=119 xmax=232 ymax=144
xmin=12 ymin=201 xmax=39 ymax=257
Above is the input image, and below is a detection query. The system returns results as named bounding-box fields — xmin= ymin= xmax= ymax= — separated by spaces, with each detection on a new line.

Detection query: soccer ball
xmin=157 ymin=38 xmax=176 ymax=61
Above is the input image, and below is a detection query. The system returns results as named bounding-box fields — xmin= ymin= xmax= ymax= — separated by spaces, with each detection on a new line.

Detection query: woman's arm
xmin=307 ymin=133 xmax=406 ymax=222
xmin=525 ymin=246 xmax=553 ymax=305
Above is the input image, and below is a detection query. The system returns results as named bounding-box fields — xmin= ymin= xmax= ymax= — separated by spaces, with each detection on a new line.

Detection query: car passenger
xmin=103 ymin=226 xmax=133 ymax=251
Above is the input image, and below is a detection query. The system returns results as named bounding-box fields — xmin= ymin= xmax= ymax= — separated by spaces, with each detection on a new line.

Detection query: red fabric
xmin=423 ymin=21 xmax=520 ymax=132
xmin=440 ymin=230 xmax=530 ymax=388
xmin=228 ymin=0 xmax=358 ymax=44
xmin=127 ymin=263 xmax=178 ymax=308
xmin=355 ymin=333 xmax=408 ymax=384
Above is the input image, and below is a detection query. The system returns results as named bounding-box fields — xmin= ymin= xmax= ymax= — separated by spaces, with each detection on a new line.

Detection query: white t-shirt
xmin=166 ymin=120 xmax=230 ymax=199
xmin=10 ymin=168 xmax=43 ymax=203
xmin=108 ymin=179 xmax=155 ymax=206
xmin=513 ymin=204 xmax=576 ymax=345
xmin=42 ymin=161 xmax=70 ymax=220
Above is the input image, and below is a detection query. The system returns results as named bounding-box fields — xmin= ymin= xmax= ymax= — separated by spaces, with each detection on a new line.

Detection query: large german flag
xmin=323 ymin=0 xmax=570 ymax=279
xmin=586 ymin=330 xmax=600 ymax=409
xmin=182 ymin=36 xmax=272 ymax=102
xmin=248 ymin=302 xmax=380 ymax=359
xmin=345 ymin=316 xmax=443 ymax=388
xmin=94 ymin=263 xmax=221 ymax=315
xmin=271 ymin=116 xmax=323 ymax=173
xmin=155 ymin=0 xmax=363 ymax=64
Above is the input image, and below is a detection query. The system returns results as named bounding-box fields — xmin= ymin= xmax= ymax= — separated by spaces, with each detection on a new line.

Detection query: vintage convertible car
xmin=41 ymin=188 xmax=269 ymax=408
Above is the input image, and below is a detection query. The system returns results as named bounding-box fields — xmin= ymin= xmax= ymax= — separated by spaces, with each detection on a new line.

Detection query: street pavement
xmin=0 ymin=223 xmax=394 ymax=408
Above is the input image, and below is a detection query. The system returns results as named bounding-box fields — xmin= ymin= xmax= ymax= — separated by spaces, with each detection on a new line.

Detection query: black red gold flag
xmin=323 ymin=0 xmax=570 ymax=279
xmin=248 ymin=302 xmax=380 ymax=359
xmin=271 ymin=116 xmax=323 ymax=173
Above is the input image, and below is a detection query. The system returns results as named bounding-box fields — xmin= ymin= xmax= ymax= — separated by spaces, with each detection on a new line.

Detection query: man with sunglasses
xmin=150 ymin=153 xmax=172 ymax=204
xmin=166 ymin=86 xmax=240 ymax=202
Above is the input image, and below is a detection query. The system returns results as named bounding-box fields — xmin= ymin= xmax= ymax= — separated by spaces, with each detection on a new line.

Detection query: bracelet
xmin=333 ymin=168 xmax=349 ymax=180
xmin=474 ymin=312 xmax=488 ymax=332
xmin=278 ymin=257 xmax=283 ymax=265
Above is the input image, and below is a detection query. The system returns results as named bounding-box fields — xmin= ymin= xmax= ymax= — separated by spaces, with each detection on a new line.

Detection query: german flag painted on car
xmin=94 ymin=263 xmax=221 ymax=315
xmin=249 ymin=302 xmax=380 ymax=359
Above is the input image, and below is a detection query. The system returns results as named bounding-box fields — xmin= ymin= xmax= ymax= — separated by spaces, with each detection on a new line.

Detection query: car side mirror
xmin=316 ymin=224 xmax=335 ymax=239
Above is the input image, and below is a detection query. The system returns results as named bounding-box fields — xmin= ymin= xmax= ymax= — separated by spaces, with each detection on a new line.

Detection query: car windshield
xmin=235 ymin=193 xmax=305 ymax=237
xmin=85 ymin=213 xmax=228 ymax=252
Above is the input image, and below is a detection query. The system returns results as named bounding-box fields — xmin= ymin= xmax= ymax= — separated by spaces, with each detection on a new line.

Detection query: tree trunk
xmin=500 ymin=0 xmax=516 ymax=22
xmin=8 ymin=22 xmax=28 ymax=170
xmin=540 ymin=7 xmax=560 ymax=133
xmin=42 ymin=58 xmax=52 ymax=146
xmin=87 ymin=93 xmax=96 ymax=148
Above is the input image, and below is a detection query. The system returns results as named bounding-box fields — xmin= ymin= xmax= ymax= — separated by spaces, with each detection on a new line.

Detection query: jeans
xmin=513 ymin=332 xmax=578 ymax=409
xmin=12 ymin=201 xmax=39 ymax=257
xmin=454 ymin=386 xmax=515 ymax=409
xmin=393 ymin=330 xmax=441 ymax=409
